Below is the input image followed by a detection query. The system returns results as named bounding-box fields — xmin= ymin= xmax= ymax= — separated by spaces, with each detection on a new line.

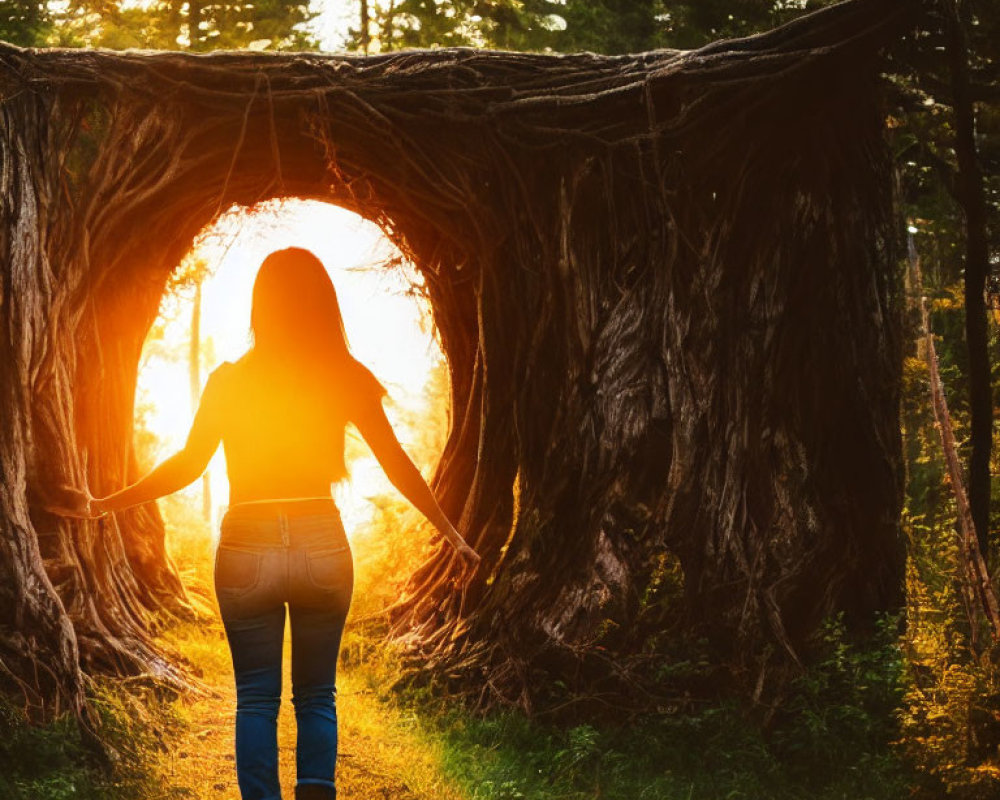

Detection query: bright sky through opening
xmin=135 ymin=199 xmax=446 ymax=545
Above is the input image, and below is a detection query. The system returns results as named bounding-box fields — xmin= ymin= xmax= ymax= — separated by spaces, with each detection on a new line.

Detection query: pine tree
xmin=0 ymin=0 xmax=50 ymax=46
xmin=58 ymin=0 xmax=319 ymax=51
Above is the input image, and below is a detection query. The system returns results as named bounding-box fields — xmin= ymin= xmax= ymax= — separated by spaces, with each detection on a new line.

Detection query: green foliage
xmin=543 ymin=0 xmax=832 ymax=54
xmin=0 ymin=677 xmax=175 ymax=800
xmin=50 ymin=0 xmax=318 ymax=52
xmin=0 ymin=0 xmax=51 ymax=46
xmin=895 ymin=274 xmax=1000 ymax=799
xmin=887 ymin=0 xmax=999 ymax=294
xmin=896 ymin=505 xmax=1000 ymax=798
xmin=348 ymin=0 xmax=838 ymax=54
xmin=418 ymin=683 xmax=916 ymax=800
xmin=769 ymin=613 xmax=908 ymax=784
xmin=346 ymin=617 xmax=915 ymax=800
xmin=351 ymin=0 xmax=557 ymax=52
xmin=0 ymin=698 xmax=97 ymax=800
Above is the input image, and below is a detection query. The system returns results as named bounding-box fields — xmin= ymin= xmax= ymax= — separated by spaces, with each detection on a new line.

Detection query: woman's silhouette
xmin=77 ymin=247 xmax=480 ymax=800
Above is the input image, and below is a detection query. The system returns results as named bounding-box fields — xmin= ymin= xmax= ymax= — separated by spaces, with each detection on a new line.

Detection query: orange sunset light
xmin=134 ymin=199 xmax=449 ymax=552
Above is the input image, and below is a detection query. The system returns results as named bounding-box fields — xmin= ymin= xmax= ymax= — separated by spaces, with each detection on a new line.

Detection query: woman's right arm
xmin=350 ymin=394 xmax=481 ymax=575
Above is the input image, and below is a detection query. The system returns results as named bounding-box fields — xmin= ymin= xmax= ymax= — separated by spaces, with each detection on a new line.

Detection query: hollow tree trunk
xmin=0 ymin=0 xmax=913 ymax=720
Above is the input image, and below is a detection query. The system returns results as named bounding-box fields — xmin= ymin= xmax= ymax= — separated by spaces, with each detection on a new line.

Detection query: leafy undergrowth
xmin=0 ymin=604 xmax=936 ymax=800
xmin=0 ymin=676 xmax=176 ymax=800
xmin=0 ymin=495 xmax=950 ymax=800
xmin=349 ymin=613 xmax=923 ymax=800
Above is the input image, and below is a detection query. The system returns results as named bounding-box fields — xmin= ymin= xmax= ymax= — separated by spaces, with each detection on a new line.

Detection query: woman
xmin=77 ymin=247 xmax=481 ymax=800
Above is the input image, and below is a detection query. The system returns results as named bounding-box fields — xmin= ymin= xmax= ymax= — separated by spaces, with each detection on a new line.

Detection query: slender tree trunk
xmin=382 ymin=0 xmax=396 ymax=52
xmin=360 ymin=0 xmax=370 ymax=54
xmin=188 ymin=0 xmax=204 ymax=50
xmin=907 ymin=229 xmax=1000 ymax=643
xmin=189 ymin=281 xmax=210 ymax=520
xmin=944 ymin=0 xmax=993 ymax=561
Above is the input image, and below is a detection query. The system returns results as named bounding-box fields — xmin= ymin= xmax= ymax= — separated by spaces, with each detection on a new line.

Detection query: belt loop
xmin=279 ymin=512 xmax=289 ymax=546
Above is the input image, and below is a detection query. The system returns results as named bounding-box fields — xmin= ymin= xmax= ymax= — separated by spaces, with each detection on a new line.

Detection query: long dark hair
xmin=245 ymin=248 xmax=383 ymax=464
xmin=249 ymin=247 xmax=352 ymax=372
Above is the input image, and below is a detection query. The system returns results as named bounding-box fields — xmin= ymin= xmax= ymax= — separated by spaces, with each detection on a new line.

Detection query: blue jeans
xmin=214 ymin=499 xmax=353 ymax=800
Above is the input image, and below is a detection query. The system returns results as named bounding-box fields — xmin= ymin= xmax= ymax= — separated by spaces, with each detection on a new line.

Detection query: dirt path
xmin=154 ymin=614 xmax=467 ymax=800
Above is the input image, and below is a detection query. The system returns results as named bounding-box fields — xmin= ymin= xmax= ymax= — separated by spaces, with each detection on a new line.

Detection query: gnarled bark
xmin=0 ymin=0 xmax=912 ymax=723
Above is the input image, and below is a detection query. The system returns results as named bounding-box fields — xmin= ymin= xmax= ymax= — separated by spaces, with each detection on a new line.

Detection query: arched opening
xmin=135 ymin=197 xmax=451 ymax=611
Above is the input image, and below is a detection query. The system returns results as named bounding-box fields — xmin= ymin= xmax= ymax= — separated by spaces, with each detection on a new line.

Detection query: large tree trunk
xmin=0 ymin=0 xmax=913 ymax=723
xmin=390 ymin=1 xmax=916 ymax=710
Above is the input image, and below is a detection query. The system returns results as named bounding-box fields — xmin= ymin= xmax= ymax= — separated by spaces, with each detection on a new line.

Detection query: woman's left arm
xmin=92 ymin=368 xmax=228 ymax=515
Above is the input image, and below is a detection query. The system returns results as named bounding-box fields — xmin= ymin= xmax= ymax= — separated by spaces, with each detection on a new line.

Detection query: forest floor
xmin=147 ymin=507 xmax=467 ymax=800
xmin=3 ymin=501 xmax=925 ymax=800
xmin=153 ymin=616 xmax=465 ymax=800
xmin=131 ymin=505 xmax=918 ymax=800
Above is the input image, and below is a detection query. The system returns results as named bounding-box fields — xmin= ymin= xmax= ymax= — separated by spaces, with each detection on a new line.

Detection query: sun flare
xmin=134 ymin=199 xmax=449 ymax=550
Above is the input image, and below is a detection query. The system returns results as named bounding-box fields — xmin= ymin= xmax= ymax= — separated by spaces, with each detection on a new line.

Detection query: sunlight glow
xmin=135 ymin=199 xmax=448 ymax=550
xmin=113 ymin=0 xmax=370 ymax=52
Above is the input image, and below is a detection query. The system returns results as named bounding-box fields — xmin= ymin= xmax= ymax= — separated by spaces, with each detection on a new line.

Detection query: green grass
xmin=0 ymin=676 xmax=177 ymax=800
xmin=346 ymin=613 xmax=921 ymax=800
xmin=0 ymin=498 xmax=929 ymax=800
xmin=0 ymin=612 xmax=924 ymax=800
xmin=415 ymin=693 xmax=915 ymax=800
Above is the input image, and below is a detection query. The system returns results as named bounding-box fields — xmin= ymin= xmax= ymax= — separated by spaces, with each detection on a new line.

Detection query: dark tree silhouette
xmin=0 ymin=0 xmax=912 ymax=730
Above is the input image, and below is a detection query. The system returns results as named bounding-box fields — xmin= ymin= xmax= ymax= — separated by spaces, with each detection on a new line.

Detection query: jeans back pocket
xmin=304 ymin=544 xmax=352 ymax=591
xmin=215 ymin=546 xmax=263 ymax=596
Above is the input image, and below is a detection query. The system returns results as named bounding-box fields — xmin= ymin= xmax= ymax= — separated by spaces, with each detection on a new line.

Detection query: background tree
xmin=167 ymin=256 xmax=216 ymax=521
xmin=0 ymin=0 xmax=51 ymax=46
xmin=885 ymin=0 xmax=1000 ymax=562
xmin=345 ymin=0 xmax=843 ymax=55
xmin=347 ymin=0 xmax=556 ymax=51
xmin=54 ymin=0 xmax=318 ymax=51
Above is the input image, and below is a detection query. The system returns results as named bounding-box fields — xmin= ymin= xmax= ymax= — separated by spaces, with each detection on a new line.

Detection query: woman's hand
xmin=452 ymin=542 xmax=482 ymax=588
xmin=88 ymin=493 xmax=111 ymax=519
xmin=46 ymin=488 xmax=110 ymax=520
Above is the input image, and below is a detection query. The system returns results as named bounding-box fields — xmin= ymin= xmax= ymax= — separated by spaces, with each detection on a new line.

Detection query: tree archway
xmin=0 ymin=0 xmax=911 ymax=726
